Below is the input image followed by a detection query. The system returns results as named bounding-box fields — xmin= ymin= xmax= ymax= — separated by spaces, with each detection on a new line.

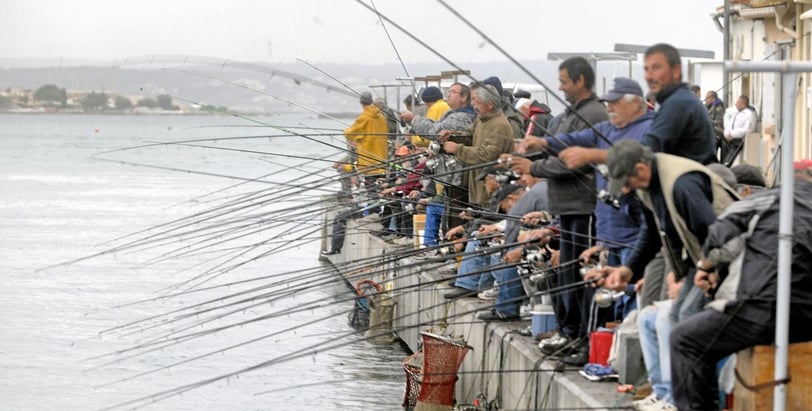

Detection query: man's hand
xmin=442 ymin=141 xmax=458 ymax=154
xmin=579 ymin=244 xmax=604 ymax=265
xmin=497 ymin=154 xmax=531 ymax=175
xmin=521 ymin=211 xmax=551 ymax=226
xmin=519 ymin=227 xmax=554 ymax=244
xmin=438 ymin=130 xmax=451 ymax=142
xmin=558 ymin=146 xmax=602 ymax=169
xmin=400 ymin=111 xmax=415 ymax=123
xmin=408 ymin=190 xmax=421 ymax=200
xmin=585 ymin=265 xmax=632 ymax=290
xmin=522 ymin=135 xmax=546 ymax=153
xmin=445 ymin=225 xmax=465 ymax=241
xmin=694 ymin=269 xmax=718 ymax=296
xmin=381 ymin=187 xmax=396 ymax=196
xmin=477 ymin=223 xmax=500 ymax=236
xmin=504 ymin=247 xmax=524 ymax=263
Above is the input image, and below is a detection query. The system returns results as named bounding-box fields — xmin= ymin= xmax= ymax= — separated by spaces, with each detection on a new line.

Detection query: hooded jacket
xmin=344 ymin=104 xmax=389 ymax=175
xmin=525 ymin=101 xmax=554 ymax=137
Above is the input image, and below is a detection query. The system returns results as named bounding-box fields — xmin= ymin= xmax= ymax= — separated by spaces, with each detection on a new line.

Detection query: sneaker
xmin=477 ymin=309 xmax=520 ymax=322
xmin=320 ymin=249 xmax=340 ymax=256
xmin=635 ymin=398 xmax=676 ymax=411
xmin=538 ymin=332 xmax=572 ymax=355
xmin=632 ymin=393 xmax=660 ymax=410
xmin=477 ymin=287 xmax=498 ymax=301
xmin=393 ymin=236 xmax=413 ymax=246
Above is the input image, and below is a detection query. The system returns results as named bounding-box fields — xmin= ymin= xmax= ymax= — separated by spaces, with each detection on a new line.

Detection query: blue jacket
xmin=642 ymin=83 xmax=716 ymax=165
xmin=545 ymin=111 xmax=654 ymax=248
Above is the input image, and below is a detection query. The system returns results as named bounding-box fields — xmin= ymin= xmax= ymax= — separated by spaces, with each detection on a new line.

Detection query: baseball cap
xmin=606 ymin=139 xmax=650 ymax=196
xmin=599 ymin=77 xmax=644 ymax=102
xmin=493 ymin=183 xmax=523 ymax=203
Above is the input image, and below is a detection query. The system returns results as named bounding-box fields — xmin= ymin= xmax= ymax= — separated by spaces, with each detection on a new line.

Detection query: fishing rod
xmin=96 ymin=263 xmax=602 ymax=411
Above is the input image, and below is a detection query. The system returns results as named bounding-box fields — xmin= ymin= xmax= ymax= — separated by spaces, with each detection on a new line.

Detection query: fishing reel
xmin=494 ymin=170 xmax=521 ymax=185
xmin=524 ymin=247 xmax=552 ymax=264
xmin=462 ymin=207 xmax=482 ymax=219
xmin=593 ymin=288 xmax=627 ymax=308
xmin=428 ymin=141 xmax=446 ymax=156
xmin=580 ymin=263 xmax=601 ymax=279
xmin=404 ymin=202 xmax=415 ymax=212
xmin=597 ymin=189 xmax=621 ymax=210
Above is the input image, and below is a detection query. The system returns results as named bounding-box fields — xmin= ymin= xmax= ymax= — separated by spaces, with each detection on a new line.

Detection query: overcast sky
xmin=2 ymin=0 xmax=723 ymax=65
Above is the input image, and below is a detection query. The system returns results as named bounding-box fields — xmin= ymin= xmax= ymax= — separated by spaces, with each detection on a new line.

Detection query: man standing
xmin=704 ymin=90 xmax=726 ymax=148
xmin=401 ymin=83 xmax=476 ymax=246
xmin=641 ymin=44 xmax=716 ymax=165
xmin=670 ymin=160 xmax=812 ymax=411
xmin=516 ymin=57 xmax=609 ymax=355
xmin=508 ymin=77 xmax=649 ymax=363
xmin=721 ymin=95 xmax=756 ymax=164
xmin=442 ymin=84 xmax=514 ymax=209
xmin=344 ymin=91 xmax=389 ymax=181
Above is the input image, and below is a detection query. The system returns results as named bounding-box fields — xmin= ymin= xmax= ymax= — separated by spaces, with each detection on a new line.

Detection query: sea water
xmin=0 ymin=114 xmax=406 ymax=410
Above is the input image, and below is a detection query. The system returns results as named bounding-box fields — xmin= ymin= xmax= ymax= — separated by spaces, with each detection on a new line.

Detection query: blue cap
xmin=599 ymin=77 xmax=644 ymax=102
xmin=420 ymin=86 xmax=443 ymax=103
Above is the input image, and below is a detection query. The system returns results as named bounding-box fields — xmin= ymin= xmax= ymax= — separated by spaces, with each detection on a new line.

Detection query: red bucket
xmin=589 ymin=330 xmax=613 ymax=366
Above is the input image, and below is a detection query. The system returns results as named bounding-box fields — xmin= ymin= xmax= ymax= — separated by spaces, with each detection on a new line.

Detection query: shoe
xmin=632 ymin=393 xmax=660 ymax=410
xmin=635 ymin=398 xmax=676 ymax=411
xmin=477 ymin=309 xmax=520 ymax=322
xmin=477 ymin=287 xmax=498 ymax=301
xmin=633 ymin=381 xmax=653 ymax=400
xmin=320 ymin=249 xmax=340 ymax=256
xmin=538 ymin=332 xmax=573 ymax=355
xmin=534 ymin=327 xmax=559 ymax=341
xmin=393 ymin=236 xmax=413 ymax=246
xmin=443 ymin=287 xmax=476 ymax=300
xmin=519 ymin=303 xmax=533 ymax=318
xmin=562 ymin=348 xmax=589 ymax=366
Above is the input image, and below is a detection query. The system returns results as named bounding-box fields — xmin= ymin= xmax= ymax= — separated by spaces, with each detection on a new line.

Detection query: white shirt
xmin=723 ymin=107 xmax=756 ymax=140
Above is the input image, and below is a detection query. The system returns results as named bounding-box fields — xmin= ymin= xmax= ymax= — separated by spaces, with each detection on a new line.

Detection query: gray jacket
xmin=531 ymin=94 xmax=608 ymax=215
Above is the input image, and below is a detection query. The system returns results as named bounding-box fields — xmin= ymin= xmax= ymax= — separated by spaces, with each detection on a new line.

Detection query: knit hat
xmin=483 ymin=76 xmax=504 ymax=97
xmin=420 ymin=86 xmax=443 ymax=103
xmin=359 ymin=91 xmax=373 ymax=105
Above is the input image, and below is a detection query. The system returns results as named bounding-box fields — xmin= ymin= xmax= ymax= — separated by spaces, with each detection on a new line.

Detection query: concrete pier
xmin=321 ymin=217 xmax=635 ymax=410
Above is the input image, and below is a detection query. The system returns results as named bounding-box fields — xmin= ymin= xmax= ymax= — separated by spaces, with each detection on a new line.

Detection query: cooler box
xmin=530 ymin=305 xmax=557 ymax=338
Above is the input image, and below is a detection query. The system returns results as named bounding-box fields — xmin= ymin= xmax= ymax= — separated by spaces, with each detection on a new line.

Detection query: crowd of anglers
xmin=323 ymin=42 xmax=812 ymax=411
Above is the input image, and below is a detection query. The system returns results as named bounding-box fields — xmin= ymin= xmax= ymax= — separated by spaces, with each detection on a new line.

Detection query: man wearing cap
xmin=588 ymin=140 xmax=738 ymax=322
xmin=730 ymin=164 xmax=766 ymax=197
xmin=640 ymin=43 xmax=716 ymax=164
xmin=483 ymin=76 xmax=525 ymax=140
xmin=669 ymin=159 xmax=812 ymax=411
xmin=345 ymin=91 xmax=389 ymax=180
xmin=504 ymin=57 xmax=608 ymax=356
xmin=401 ymin=83 xmax=476 ymax=247
xmin=503 ymin=77 xmax=652 ymax=363
xmin=442 ymin=84 xmax=514 ymax=209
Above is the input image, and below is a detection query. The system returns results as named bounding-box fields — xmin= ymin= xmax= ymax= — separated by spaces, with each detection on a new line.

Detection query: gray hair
xmin=622 ymin=94 xmax=647 ymax=111
xmin=475 ymin=84 xmax=502 ymax=108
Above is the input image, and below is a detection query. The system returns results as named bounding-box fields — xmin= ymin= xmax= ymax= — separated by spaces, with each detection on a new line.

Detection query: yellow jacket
xmin=344 ymin=104 xmax=389 ymax=175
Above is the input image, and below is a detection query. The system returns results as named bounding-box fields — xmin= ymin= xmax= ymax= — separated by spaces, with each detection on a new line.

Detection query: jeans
xmin=638 ymin=300 xmax=674 ymax=404
xmin=552 ymin=214 xmax=594 ymax=338
xmin=494 ymin=252 xmax=521 ymax=316
xmin=423 ymin=202 xmax=444 ymax=247
xmin=670 ymin=268 xmax=708 ymax=324
xmin=454 ymin=232 xmax=491 ymax=291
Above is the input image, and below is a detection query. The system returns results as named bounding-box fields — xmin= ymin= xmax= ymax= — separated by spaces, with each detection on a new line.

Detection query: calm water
xmin=0 ymin=114 xmax=406 ymax=410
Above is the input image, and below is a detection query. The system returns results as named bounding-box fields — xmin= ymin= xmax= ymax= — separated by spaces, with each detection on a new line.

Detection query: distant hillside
xmin=0 ymin=59 xmax=645 ymax=115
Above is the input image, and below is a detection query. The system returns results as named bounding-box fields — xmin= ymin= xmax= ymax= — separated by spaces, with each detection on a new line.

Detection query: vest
xmin=636 ymin=153 xmax=740 ymax=265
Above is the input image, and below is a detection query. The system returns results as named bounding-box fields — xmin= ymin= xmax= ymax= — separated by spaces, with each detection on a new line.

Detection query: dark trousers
xmin=720 ymin=138 xmax=744 ymax=165
xmin=551 ymin=214 xmax=594 ymax=339
xmin=669 ymin=303 xmax=812 ymax=411
xmin=330 ymin=206 xmax=363 ymax=251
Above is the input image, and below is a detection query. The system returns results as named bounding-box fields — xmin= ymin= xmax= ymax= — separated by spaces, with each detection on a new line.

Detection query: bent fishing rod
xmin=96 ymin=261 xmax=602 ymax=411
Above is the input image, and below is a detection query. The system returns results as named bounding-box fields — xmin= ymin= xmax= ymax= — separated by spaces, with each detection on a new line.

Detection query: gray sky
xmin=2 ymin=0 xmax=723 ymax=65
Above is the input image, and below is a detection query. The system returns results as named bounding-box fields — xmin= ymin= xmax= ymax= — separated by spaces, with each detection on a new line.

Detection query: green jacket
xmin=453 ymin=110 xmax=514 ymax=206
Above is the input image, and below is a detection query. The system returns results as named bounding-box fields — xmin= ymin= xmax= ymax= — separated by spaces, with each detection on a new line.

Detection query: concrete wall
xmin=321 ymin=216 xmax=634 ymax=410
